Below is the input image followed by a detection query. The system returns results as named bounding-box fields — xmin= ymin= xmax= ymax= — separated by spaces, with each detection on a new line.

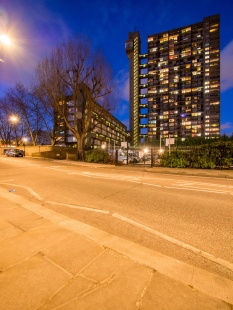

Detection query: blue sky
xmin=1 ymin=0 xmax=233 ymax=135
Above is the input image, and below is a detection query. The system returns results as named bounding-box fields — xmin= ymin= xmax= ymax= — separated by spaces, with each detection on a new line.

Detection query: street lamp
xmin=10 ymin=115 xmax=18 ymax=123
xmin=0 ymin=34 xmax=11 ymax=62
xmin=0 ymin=34 xmax=11 ymax=45
xmin=7 ymin=115 xmax=17 ymax=147
xmin=9 ymin=115 xmax=18 ymax=147
xmin=158 ymin=148 xmax=164 ymax=159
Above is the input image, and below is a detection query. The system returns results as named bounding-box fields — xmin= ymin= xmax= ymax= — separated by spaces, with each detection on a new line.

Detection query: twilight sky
xmin=1 ymin=0 xmax=233 ymax=135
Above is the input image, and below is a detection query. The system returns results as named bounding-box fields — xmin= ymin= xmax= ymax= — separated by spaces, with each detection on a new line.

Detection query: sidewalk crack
xmin=136 ymin=269 xmax=156 ymax=309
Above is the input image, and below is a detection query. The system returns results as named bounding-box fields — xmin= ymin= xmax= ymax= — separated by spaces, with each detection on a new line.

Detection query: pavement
xmin=1 ymin=163 xmax=233 ymax=309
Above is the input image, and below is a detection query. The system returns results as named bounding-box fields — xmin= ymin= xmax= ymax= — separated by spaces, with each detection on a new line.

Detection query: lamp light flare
xmin=0 ymin=34 xmax=11 ymax=45
xmin=10 ymin=115 xmax=18 ymax=123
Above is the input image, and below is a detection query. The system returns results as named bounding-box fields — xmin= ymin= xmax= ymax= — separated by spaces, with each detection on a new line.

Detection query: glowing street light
xmin=0 ymin=34 xmax=11 ymax=45
xmin=0 ymin=34 xmax=11 ymax=62
xmin=9 ymin=115 xmax=18 ymax=125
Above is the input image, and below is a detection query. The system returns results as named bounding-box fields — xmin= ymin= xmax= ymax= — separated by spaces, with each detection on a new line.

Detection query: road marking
xmin=164 ymin=186 xmax=228 ymax=194
xmin=142 ymin=177 xmax=175 ymax=181
xmin=46 ymin=201 xmax=109 ymax=214
xmin=45 ymin=167 xmax=70 ymax=172
xmin=112 ymin=213 xmax=233 ymax=272
xmin=68 ymin=172 xmax=231 ymax=194
xmin=0 ymin=183 xmax=43 ymax=200
xmin=171 ymin=185 xmax=233 ymax=194
xmin=176 ymin=181 xmax=233 ymax=188
xmin=26 ymin=164 xmax=40 ymax=167
xmin=80 ymin=172 xmax=140 ymax=182
xmin=68 ymin=173 xmax=83 ymax=175
xmin=0 ymin=179 xmax=14 ymax=182
xmin=141 ymin=182 xmax=162 ymax=187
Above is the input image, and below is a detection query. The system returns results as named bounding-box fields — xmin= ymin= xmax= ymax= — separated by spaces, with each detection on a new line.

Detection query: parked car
xmin=130 ymin=156 xmax=140 ymax=164
xmin=6 ymin=149 xmax=24 ymax=157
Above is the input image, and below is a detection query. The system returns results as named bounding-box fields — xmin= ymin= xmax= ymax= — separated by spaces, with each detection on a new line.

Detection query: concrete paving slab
xmin=104 ymin=233 xmax=233 ymax=305
xmin=17 ymin=216 xmax=50 ymax=231
xmin=40 ymin=249 xmax=154 ymax=310
xmin=0 ymin=205 xmax=32 ymax=222
xmin=7 ymin=211 xmax=43 ymax=228
xmin=0 ymin=253 xmax=72 ymax=310
xmin=39 ymin=275 xmax=95 ymax=310
xmin=0 ymin=222 xmax=73 ymax=271
xmin=140 ymin=271 xmax=231 ymax=310
xmin=0 ymin=221 xmax=23 ymax=241
xmin=42 ymin=233 xmax=105 ymax=276
xmin=0 ymin=198 xmax=18 ymax=211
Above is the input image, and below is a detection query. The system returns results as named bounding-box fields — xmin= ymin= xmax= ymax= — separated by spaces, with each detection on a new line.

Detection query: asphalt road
xmin=1 ymin=156 xmax=233 ymax=282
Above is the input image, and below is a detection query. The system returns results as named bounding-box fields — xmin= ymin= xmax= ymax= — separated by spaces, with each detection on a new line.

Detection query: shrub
xmin=189 ymin=155 xmax=216 ymax=169
xmin=85 ymin=149 xmax=111 ymax=163
xmin=161 ymin=150 xmax=189 ymax=168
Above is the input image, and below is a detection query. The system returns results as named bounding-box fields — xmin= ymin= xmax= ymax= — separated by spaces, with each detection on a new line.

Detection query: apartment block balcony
xmin=139 ymin=83 xmax=148 ymax=88
xmin=139 ymin=114 xmax=148 ymax=118
xmin=139 ymin=63 xmax=148 ymax=69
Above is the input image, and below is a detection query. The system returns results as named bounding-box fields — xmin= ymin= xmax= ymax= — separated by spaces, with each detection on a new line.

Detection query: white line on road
xmin=26 ymin=164 xmax=40 ymax=167
xmin=164 ymin=186 xmax=228 ymax=194
xmin=68 ymin=173 xmax=82 ymax=175
xmin=78 ymin=172 xmax=140 ymax=182
xmin=112 ymin=213 xmax=233 ymax=272
xmin=46 ymin=201 xmax=109 ymax=214
xmin=176 ymin=181 xmax=233 ymax=188
xmin=171 ymin=184 xmax=233 ymax=194
xmin=0 ymin=179 xmax=14 ymax=182
xmin=68 ymin=172 xmax=231 ymax=193
xmin=0 ymin=183 xmax=43 ymax=200
xmin=45 ymin=167 xmax=70 ymax=172
xmin=141 ymin=182 xmax=162 ymax=187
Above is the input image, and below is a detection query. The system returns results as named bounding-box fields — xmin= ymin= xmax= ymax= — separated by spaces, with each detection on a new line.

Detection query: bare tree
xmin=0 ymin=97 xmax=13 ymax=145
xmin=4 ymin=83 xmax=44 ymax=146
xmin=34 ymin=36 xmax=117 ymax=153
xmin=31 ymin=83 xmax=61 ymax=146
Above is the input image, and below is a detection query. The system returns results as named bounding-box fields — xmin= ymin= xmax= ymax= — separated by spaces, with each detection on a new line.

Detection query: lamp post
xmin=7 ymin=115 xmax=17 ymax=147
xmin=22 ymin=137 xmax=27 ymax=156
xmin=9 ymin=115 xmax=18 ymax=146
